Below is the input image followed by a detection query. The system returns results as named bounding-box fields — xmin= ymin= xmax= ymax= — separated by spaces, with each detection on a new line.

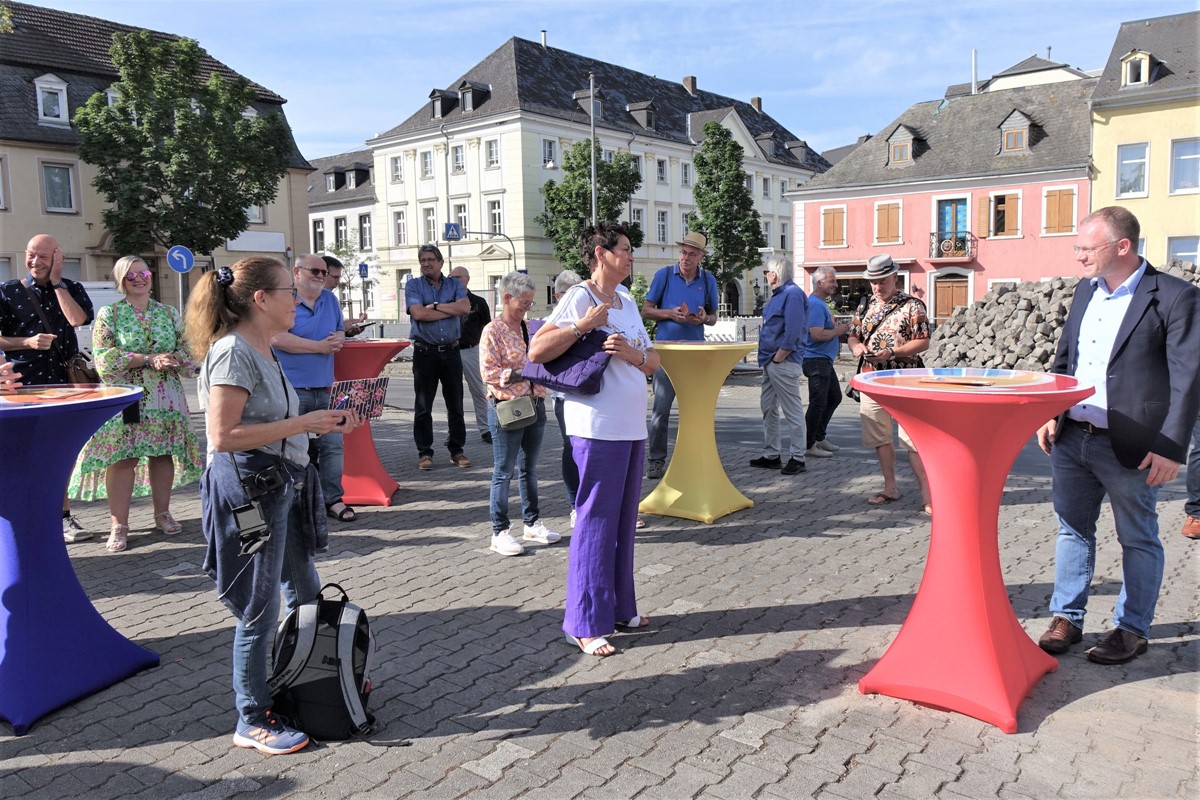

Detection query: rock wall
xmin=926 ymin=260 xmax=1200 ymax=371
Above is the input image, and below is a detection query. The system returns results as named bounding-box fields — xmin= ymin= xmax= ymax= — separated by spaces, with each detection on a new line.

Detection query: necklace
xmin=589 ymin=280 xmax=616 ymax=301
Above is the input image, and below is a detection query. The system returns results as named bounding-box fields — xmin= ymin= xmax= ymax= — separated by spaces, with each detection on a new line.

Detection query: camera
xmin=240 ymin=464 xmax=286 ymax=500
xmin=232 ymin=501 xmax=272 ymax=556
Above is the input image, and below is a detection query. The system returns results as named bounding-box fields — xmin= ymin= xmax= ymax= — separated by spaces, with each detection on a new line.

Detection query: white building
xmin=306 ymin=150 xmax=380 ymax=317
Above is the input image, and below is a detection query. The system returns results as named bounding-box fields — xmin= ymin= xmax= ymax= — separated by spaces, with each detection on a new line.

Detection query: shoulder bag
xmin=522 ymin=287 xmax=612 ymax=395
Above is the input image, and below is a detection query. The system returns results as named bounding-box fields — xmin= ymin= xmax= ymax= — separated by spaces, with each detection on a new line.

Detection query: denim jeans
xmin=1186 ymin=416 xmax=1200 ymax=518
xmin=802 ymin=357 xmax=841 ymax=448
xmin=554 ymin=396 xmax=580 ymax=510
xmin=488 ymin=398 xmax=547 ymax=534
xmin=413 ymin=345 xmax=466 ymax=457
xmin=295 ymin=387 xmax=343 ymax=506
xmin=231 ymin=483 xmax=322 ymax=723
xmin=1050 ymin=420 xmax=1163 ymax=639
xmin=760 ymin=359 xmax=806 ymax=461
xmin=647 ymin=369 xmax=675 ymax=465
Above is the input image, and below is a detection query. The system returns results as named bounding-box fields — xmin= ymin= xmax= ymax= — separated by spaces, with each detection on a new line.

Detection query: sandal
xmin=636 ymin=517 xmax=646 ymax=529
xmin=616 ymin=614 xmax=650 ymax=629
xmin=565 ymin=634 xmax=616 ymax=657
xmin=326 ymin=502 xmax=357 ymax=522
xmin=106 ymin=524 xmax=129 ymax=553
xmin=155 ymin=510 xmax=183 ymax=535
xmin=867 ymin=492 xmax=901 ymax=506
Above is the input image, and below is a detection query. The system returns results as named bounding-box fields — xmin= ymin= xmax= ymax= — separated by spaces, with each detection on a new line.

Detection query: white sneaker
xmin=804 ymin=447 xmax=833 ymax=459
xmin=816 ymin=439 xmax=840 ymax=453
xmin=63 ymin=515 xmax=92 ymax=542
xmin=570 ymin=509 xmax=577 ymax=528
xmin=489 ymin=530 xmax=524 ymax=556
xmin=523 ymin=520 xmax=561 ymax=544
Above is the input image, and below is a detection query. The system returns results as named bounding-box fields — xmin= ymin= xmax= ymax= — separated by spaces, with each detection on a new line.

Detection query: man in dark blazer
xmin=1036 ymin=206 xmax=1200 ymax=665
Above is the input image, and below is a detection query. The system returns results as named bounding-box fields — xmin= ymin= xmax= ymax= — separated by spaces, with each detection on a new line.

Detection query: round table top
xmin=0 ymin=384 xmax=141 ymax=411
xmin=341 ymin=338 xmax=410 ymax=348
xmin=854 ymin=368 xmax=1092 ymax=398
xmin=655 ymin=341 xmax=756 ymax=352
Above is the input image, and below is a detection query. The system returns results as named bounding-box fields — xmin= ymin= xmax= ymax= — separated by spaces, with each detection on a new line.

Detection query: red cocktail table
xmin=333 ymin=339 xmax=409 ymax=506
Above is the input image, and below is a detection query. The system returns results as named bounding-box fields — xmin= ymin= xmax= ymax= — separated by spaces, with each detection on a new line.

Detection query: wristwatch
xmin=52 ymin=282 xmax=67 ymax=290
xmin=432 ymin=302 xmax=439 ymax=311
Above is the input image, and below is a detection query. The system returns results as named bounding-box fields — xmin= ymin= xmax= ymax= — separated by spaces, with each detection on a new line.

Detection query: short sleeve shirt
xmin=276 ymin=289 xmax=344 ymax=389
xmin=804 ymin=295 xmax=840 ymax=362
xmin=405 ymin=274 xmax=467 ymax=345
xmin=645 ymin=264 xmax=719 ymax=341
xmin=0 ymin=277 xmax=95 ymax=385
xmin=849 ymin=292 xmax=929 ymax=371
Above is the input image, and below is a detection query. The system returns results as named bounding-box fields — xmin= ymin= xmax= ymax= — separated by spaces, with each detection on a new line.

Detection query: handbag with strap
xmin=21 ymin=281 xmax=100 ymax=383
xmin=522 ymin=287 xmax=612 ymax=395
xmin=494 ymin=321 xmax=539 ymax=430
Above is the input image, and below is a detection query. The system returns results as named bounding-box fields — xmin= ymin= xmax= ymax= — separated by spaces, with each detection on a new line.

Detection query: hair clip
xmin=216 ymin=266 xmax=234 ymax=287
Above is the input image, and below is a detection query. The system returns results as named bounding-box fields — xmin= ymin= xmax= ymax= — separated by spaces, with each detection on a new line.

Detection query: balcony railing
xmin=929 ymin=232 xmax=974 ymax=260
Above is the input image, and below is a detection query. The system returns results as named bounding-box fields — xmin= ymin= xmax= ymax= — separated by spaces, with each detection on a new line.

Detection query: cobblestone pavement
xmin=2 ymin=365 xmax=1197 ymax=799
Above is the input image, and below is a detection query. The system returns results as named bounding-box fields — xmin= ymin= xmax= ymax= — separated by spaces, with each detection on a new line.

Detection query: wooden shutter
xmin=998 ymin=194 xmax=1019 ymax=236
xmin=822 ymin=207 xmax=844 ymax=246
xmin=976 ymin=196 xmax=990 ymax=238
xmin=877 ymin=203 xmax=899 ymax=243
xmin=1045 ymin=189 xmax=1074 ymax=234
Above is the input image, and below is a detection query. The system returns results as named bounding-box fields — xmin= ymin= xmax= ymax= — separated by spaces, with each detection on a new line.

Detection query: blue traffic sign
xmin=358 ymin=262 xmax=369 ymax=279
xmin=166 ymin=245 xmax=194 ymax=274
xmin=444 ymin=223 xmax=462 ymax=241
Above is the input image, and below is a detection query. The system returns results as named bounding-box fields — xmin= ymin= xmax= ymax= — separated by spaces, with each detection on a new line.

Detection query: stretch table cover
xmin=333 ymin=339 xmax=410 ymax=506
xmin=0 ymin=384 xmax=158 ymax=735
xmin=852 ymin=368 xmax=1093 ymax=733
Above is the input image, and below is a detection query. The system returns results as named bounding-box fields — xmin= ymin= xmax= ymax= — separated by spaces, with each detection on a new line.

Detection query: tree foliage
xmin=691 ymin=121 xmax=766 ymax=293
xmin=535 ymin=139 xmax=644 ymax=277
xmin=74 ymin=31 xmax=292 ymax=255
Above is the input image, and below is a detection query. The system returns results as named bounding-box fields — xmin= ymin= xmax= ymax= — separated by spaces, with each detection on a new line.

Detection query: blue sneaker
xmin=232 ymin=711 xmax=310 ymax=755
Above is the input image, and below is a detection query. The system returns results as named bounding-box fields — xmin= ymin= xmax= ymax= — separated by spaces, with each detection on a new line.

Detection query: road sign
xmin=166 ymin=245 xmax=195 ymax=274
xmin=358 ymin=262 xmax=369 ymax=279
xmin=444 ymin=223 xmax=462 ymax=241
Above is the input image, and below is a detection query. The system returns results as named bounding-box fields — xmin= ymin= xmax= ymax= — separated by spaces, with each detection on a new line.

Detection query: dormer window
xmin=346 ymin=172 xmax=357 ymax=189
xmin=35 ymin=74 xmax=69 ymax=125
xmin=1000 ymin=110 xmax=1032 ymax=155
xmin=429 ymin=89 xmax=458 ymax=120
xmin=1121 ymin=50 xmax=1152 ymax=87
xmin=1004 ymin=130 xmax=1026 ymax=152
xmin=626 ymin=101 xmax=656 ymax=131
xmin=326 ymin=174 xmax=336 ymax=192
xmin=573 ymin=88 xmax=604 ymax=120
xmin=890 ymin=143 xmax=910 ymax=164
xmin=458 ymin=81 xmax=490 ymax=113
xmin=886 ymin=124 xmax=917 ymax=168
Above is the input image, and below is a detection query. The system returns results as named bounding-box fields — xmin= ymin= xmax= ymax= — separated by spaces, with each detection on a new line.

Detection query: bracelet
xmin=638 ymin=351 xmax=648 ymax=367
xmin=571 ymin=323 xmax=585 ymax=339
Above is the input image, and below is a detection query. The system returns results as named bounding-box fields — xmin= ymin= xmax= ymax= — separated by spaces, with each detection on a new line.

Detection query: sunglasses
xmin=300 ymin=267 xmax=328 ymax=278
xmin=124 ymin=270 xmax=153 ymax=281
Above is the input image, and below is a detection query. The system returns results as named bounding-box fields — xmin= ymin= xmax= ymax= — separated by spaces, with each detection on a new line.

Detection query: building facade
xmin=306 ymin=150 xmax=380 ymax=317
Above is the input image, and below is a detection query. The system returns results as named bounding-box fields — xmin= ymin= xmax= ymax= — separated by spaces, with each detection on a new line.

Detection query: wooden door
xmin=934 ymin=278 xmax=968 ymax=324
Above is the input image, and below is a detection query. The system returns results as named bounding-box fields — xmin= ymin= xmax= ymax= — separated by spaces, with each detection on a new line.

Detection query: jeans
xmin=1186 ymin=416 xmax=1200 ymax=518
xmin=460 ymin=345 xmax=489 ymax=436
xmin=488 ymin=398 xmax=546 ymax=534
xmin=760 ymin=360 xmax=806 ymax=461
xmin=295 ymin=387 xmax=343 ymax=506
xmin=231 ymin=483 xmax=322 ymax=723
xmin=803 ymin=358 xmax=841 ymax=448
xmin=1049 ymin=420 xmax=1163 ymax=639
xmin=647 ymin=369 xmax=675 ymax=465
xmin=554 ymin=396 xmax=580 ymax=510
xmin=413 ymin=345 xmax=466 ymax=457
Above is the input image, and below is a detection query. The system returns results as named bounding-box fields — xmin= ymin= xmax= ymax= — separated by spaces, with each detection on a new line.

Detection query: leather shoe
xmin=781 ymin=458 xmax=807 ymax=475
xmin=1038 ymin=616 xmax=1082 ymax=654
xmin=749 ymin=456 xmax=782 ymax=469
xmin=1086 ymin=628 xmax=1148 ymax=665
xmin=1183 ymin=515 xmax=1200 ymax=539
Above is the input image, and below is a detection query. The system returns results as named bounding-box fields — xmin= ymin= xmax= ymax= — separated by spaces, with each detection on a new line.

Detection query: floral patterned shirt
xmin=480 ymin=317 xmax=549 ymax=401
xmin=849 ymin=291 xmax=929 ymax=371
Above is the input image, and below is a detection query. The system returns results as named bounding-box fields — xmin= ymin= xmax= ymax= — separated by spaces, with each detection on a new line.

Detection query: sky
xmin=30 ymin=0 xmax=1200 ymax=162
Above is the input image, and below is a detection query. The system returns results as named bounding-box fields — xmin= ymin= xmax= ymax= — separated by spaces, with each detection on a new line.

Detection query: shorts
xmin=860 ymin=394 xmax=916 ymax=451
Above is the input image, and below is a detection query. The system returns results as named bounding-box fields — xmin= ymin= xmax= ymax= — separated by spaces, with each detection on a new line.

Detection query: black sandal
xmin=326 ymin=502 xmax=356 ymax=522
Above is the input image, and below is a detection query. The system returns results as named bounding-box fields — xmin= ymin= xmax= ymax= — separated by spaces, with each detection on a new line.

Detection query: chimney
xmin=540 ymin=29 xmax=547 ymax=49
xmin=750 ymin=96 xmax=762 ymax=112
xmin=683 ymin=76 xmax=697 ymax=95
xmin=971 ymin=48 xmax=978 ymax=95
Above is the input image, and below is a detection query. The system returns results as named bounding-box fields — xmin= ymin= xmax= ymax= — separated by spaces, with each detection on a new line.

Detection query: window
xmin=246 ymin=205 xmax=265 ymax=224
xmin=390 ymin=156 xmax=404 ymax=183
xmin=681 ymin=213 xmax=690 ymax=237
xmin=657 ymin=210 xmax=668 ymax=243
xmin=346 ymin=172 xmax=357 ymax=189
xmin=780 ymin=222 xmax=788 ymax=251
xmin=1116 ymin=143 xmax=1148 ymax=197
xmin=780 ymin=179 xmax=789 ymax=199
xmin=680 ymin=162 xmax=691 ymax=187
xmin=1123 ymin=54 xmax=1149 ymax=87
xmin=393 ymin=210 xmax=407 ymax=245
xmin=1167 ymin=237 xmax=1199 ymax=265
xmin=978 ymin=192 xmax=1020 ymax=238
xmin=334 ymin=217 xmax=348 ymax=246
xmin=631 ymin=156 xmax=642 ymax=177
xmin=542 ymin=139 xmax=557 ymax=167
xmin=106 ymin=88 xmax=120 ymax=107
xmin=485 ymin=139 xmax=500 ymax=168
xmin=420 ymin=151 xmax=433 ymax=179
xmin=0 ymin=258 xmax=11 ymax=281
xmin=657 ymin=159 xmax=668 ymax=183
xmin=875 ymin=201 xmax=901 ymax=244
xmin=358 ymin=214 xmax=372 ymax=250
xmin=602 ymin=149 xmax=615 ymax=164
xmin=1004 ymin=130 xmax=1026 ymax=152
xmin=325 ymin=174 xmax=336 ymax=192
xmin=630 ymin=208 xmax=643 ymax=232
xmin=1043 ymin=188 xmax=1076 ymax=235
xmin=820 ymin=206 xmax=846 ymax=247
xmin=424 ymin=208 xmax=437 ymax=243
xmin=453 ymin=203 xmax=467 ymax=232
xmin=0 ymin=156 xmax=8 ymax=211
xmin=745 ymin=173 xmax=753 ymax=191
xmin=1170 ymin=138 xmax=1200 ymax=194
xmin=488 ymin=200 xmax=503 ymax=234
xmin=312 ymin=219 xmax=325 ymax=252
xmin=35 ymin=75 xmax=68 ymax=124
xmin=762 ymin=177 xmax=770 ymax=198
xmin=890 ymin=142 xmax=910 ymax=164
xmin=762 ymin=220 xmax=771 ymax=243
xmin=41 ymin=162 xmax=76 ymax=213
xmin=452 ymin=145 xmax=465 ymax=174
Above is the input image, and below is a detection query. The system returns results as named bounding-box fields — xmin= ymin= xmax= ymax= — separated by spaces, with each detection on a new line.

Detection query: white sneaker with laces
xmin=63 ymin=515 xmax=92 ymax=542
xmin=489 ymin=529 xmax=525 ymax=556
xmin=816 ymin=439 xmax=840 ymax=453
xmin=804 ymin=447 xmax=833 ymax=459
xmin=523 ymin=520 xmax=561 ymax=544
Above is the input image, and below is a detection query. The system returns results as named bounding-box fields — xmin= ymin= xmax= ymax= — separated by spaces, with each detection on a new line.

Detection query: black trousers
xmin=412 ymin=345 xmax=466 ymax=457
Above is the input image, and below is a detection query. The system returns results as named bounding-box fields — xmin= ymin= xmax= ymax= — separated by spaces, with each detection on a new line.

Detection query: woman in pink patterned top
xmin=480 ymin=271 xmax=561 ymax=557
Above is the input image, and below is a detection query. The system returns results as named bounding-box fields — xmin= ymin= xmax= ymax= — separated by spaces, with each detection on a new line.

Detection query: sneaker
xmin=232 ymin=711 xmax=310 ymax=755
xmin=816 ymin=439 xmax=840 ymax=453
xmin=450 ymin=452 xmax=472 ymax=468
xmin=749 ymin=456 xmax=782 ymax=469
xmin=523 ymin=520 xmax=561 ymax=544
xmin=63 ymin=515 xmax=92 ymax=543
xmin=781 ymin=458 xmax=807 ymax=475
xmin=645 ymin=461 xmax=665 ymax=480
xmin=490 ymin=530 xmax=524 ymax=556
xmin=418 ymin=455 xmax=434 ymax=471
xmin=804 ymin=447 xmax=833 ymax=459
xmin=570 ymin=509 xmax=577 ymax=528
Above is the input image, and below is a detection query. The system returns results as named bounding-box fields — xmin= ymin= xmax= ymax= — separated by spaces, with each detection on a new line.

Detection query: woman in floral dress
xmin=70 ymin=256 xmax=203 ymax=552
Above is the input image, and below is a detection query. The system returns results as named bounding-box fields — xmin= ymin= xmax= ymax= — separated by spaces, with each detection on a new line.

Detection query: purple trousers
xmin=563 ymin=436 xmax=644 ymax=638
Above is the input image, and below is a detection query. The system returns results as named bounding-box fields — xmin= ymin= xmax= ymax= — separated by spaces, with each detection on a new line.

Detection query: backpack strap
xmin=337 ymin=603 xmax=374 ymax=735
xmin=268 ymin=602 xmax=320 ymax=693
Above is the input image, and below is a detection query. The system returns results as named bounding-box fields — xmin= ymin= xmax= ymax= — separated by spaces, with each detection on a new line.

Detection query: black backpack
xmin=268 ymin=583 xmax=375 ymax=740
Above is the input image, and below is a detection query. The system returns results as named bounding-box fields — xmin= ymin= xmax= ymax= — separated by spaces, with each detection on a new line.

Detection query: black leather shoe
xmin=1086 ymin=628 xmax=1148 ymax=665
xmin=780 ymin=458 xmax=807 ymax=475
xmin=1038 ymin=616 xmax=1082 ymax=654
xmin=749 ymin=456 xmax=782 ymax=469
xmin=481 ymin=431 xmax=492 ymax=444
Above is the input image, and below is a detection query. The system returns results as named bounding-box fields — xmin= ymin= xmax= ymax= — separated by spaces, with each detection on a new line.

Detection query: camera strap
xmin=226 ymin=357 xmax=291 ymax=494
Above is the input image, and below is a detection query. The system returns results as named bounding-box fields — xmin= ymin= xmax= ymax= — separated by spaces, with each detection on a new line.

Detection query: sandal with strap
xmin=155 ymin=511 xmax=183 ymax=535
xmin=326 ymin=502 xmax=357 ymax=522
xmin=616 ymin=614 xmax=650 ymax=629
xmin=106 ymin=524 xmax=129 ymax=553
xmin=565 ymin=634 xmax=616 ymax=657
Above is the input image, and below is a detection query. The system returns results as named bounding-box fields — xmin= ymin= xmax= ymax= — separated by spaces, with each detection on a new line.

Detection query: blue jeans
xmin=1050 ymin=420 xmax=1163 ymax=639
xmin=231 ymin=483 xmax=322 ymax=723
xmin=554 ymin=396 xmax=580 ymax=510
xmin=295 ymin=387 xmax=344 ymax=506
xmin=413 ymin=345 xmax=466 ymax=457
xmin=488 ymin=398 xmax=546 ymax=534
xmin=803 ymin=357 xmax=841 ymax=448
xmin=1186 ymin=416 xmax=1200 ymax=518
xmin=647 ymin=369 xmax=675 ymax=466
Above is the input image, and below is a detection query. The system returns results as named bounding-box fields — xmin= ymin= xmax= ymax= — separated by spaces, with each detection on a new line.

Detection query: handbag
xmin=21 ymin=281 xmax=100 ymax=383
xmin=523 ymin=286 xmax=612 ymax=395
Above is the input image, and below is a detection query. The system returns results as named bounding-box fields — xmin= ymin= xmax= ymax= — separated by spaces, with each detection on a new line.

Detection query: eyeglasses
xmin=1072 ymin=240 xmax=1120 ymax=256
xmin=124 ymin=270 xmax=152 ymax=281
xmin=265 ymin=286 xmax=299 ymax=300
xmin=511 ymin=297 xmax=535 ymax=309
xmin=300 ymin=267 xmax=328 ymax=278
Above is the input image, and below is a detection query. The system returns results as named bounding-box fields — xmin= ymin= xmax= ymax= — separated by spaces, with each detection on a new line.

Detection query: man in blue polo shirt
xmin=272 ymin=254 xmax=355 ymax=522
xmin=405 ymin=244 xmax=471 ymax=471
xmin=641 ymin=231 xmax=719 ymax=479
xmin=803 ymin=265 xmax=850 ymax=460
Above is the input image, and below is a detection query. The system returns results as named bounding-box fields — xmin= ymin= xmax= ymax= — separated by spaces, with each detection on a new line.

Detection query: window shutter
xmin=1045 ymin=192 xmax=1061 ymax=233
xmin=1045 ymin=189 xmax=1074 ymax=234
xmin=822 ymin=210 xmax=833 ymax=246
xmin=884 ymin=204 xmax=899 ymax=242
xmin=976 ymin=197 xmax=990 ymax=238
xmin=1001 ymin=194 xmax=1018 ymax=235
xmin=822 ymin=208 xmax=844 ymax=246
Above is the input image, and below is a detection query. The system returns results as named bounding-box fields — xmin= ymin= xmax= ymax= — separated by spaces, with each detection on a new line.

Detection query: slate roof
xmin=307 ymin=149 xmax=377 ymax=210
xmin=795 ymin=77 xmax=1096 ymax=193
xmin=1091 ymin=11 xmax=1200 ymax=105
xmin=372 ymin=37 xmax=830 ymax=174
xmin=945 ymin=55 xmax=1089 ymax=98
xmin=0 ymin=1 xmax=308 ymax=168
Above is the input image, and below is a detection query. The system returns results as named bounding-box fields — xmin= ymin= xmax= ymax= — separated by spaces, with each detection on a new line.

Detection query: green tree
xmin=535 ymin=139 xmax=644 ymax=277
xmin=323 ymin=234 xmax=378 ymax=315
xmin=74 ymin=31 xmax=292 ymax=255
xmin=691 ymin=121 xmax=767 ymax=300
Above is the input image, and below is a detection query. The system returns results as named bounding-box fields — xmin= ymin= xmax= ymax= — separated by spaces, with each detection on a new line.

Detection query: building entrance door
xmin=933 ymin=276 xmax=969 ymax=325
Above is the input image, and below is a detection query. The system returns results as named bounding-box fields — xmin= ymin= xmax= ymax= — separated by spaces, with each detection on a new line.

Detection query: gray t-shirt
xmin=198 ymin=332 xmax=309 ymax=465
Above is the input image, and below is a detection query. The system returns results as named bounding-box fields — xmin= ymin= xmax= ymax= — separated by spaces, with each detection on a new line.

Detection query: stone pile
xmin=926 ymin=260 xmax=1199 ymax=371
